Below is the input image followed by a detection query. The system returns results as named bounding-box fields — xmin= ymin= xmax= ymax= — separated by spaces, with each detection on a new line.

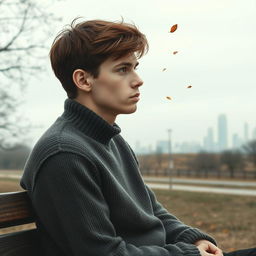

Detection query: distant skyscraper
xmin=176 ymin=141 xmax=202 ymax=153
xmin=252 ymin=127 xmax=256 ymax=140
xmin=218 ymin=114 xmax=228 ymax=151
xmin=207 ymin=127 xmax=214 ymax=151
xmin=232 ymin=133 xmax=242 ymax=149
xmin=203 ymin=127 xmax=214 ymax=151
xmin=156 ymin=140 xmax=169 ymax=154
xmin=244 ymin=122 xmax=249 ymax=142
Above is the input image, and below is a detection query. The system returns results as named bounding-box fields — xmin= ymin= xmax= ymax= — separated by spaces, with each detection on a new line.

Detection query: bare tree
xmin=220 ymin=149 xmax=244 ymax=178
xmin=138 ymin=154 xmax=155 ymax=176
xmin=243 ymin=140 xmax=256 ymax=171
xmin=192 ymin=151 xmax=219 ymax=178
xmin=0 ymin=0 xmax=61 ymax=149
xmin=155 ymin=146 xmax=163 ymax=172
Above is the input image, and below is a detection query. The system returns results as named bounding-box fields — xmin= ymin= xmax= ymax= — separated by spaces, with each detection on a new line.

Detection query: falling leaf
xmin=162 ymin=68 xmax=167 ymax=72
xmin=166 ymin=96 xmax=172 ymax=100
xmin=170 ymin=24 xmax=178 ymax=33
xmin=173 ymin=51 xmax=178 ymax=55
xmin=187 ymin=85 xmax=192 ymax=88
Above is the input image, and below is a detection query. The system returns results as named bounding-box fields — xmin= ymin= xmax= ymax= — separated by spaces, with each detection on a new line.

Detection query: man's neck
xmin=74 ymin=97 xmax=116 ymax=125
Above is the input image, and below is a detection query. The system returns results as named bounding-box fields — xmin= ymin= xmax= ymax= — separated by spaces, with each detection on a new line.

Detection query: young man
xmin=20 ymin=19 xmax=223 ymax=256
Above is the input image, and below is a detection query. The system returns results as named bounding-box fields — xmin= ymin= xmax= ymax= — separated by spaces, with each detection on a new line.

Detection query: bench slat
xmin=0 ymin=229 xmax=39 ymax=256
xmin=0 ymin=191 xmax=35 ymax=228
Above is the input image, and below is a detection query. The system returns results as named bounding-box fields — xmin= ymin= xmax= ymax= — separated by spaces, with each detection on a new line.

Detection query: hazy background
xmin=20 ymin=0 xmax=256 ymax=150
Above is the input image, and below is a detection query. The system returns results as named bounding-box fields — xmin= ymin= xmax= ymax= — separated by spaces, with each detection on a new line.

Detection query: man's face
xmin=88 ymin=53 xmax=143 ymax=122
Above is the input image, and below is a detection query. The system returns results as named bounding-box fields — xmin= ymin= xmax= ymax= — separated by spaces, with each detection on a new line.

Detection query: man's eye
xmin=118 ymin=67 xmax=127 ymax=73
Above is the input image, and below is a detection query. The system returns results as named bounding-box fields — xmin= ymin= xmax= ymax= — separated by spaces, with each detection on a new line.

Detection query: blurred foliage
xmin=0 ymin=0 xmax=62 ymax=149
xmin=243 ymin=140 xmax=256 ymax=167
xmin=138 ymin=140 xmax=256 ymax=179
xmin=0 ymin=144 xmax=31 ymax=169
xmin=220 ymin=150 xmax=244 ymax=178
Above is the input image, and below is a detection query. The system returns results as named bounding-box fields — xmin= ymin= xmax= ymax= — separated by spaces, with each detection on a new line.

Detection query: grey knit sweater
xmin=21 ymin=99 xmax=216 ymax=256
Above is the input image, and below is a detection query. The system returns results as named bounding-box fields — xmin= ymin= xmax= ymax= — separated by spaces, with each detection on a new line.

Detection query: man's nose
xmin=131 ymin=73 xmax=144 ymax=88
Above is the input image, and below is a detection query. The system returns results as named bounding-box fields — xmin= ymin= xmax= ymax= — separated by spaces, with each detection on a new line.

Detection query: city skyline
xmin=135 ymin=114 xmax=256 ymax=154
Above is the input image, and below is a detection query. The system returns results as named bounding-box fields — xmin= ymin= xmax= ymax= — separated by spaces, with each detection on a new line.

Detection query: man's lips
xmin=130 ymin=93 xmax=140 ymax=98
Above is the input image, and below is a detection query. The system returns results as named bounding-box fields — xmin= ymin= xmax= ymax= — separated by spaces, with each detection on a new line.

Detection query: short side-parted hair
xmin=50 ymin=18 xmax=149 ymax=99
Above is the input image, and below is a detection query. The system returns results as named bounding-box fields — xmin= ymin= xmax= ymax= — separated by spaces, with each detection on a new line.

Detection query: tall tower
xmin=232 ymin=133 xmax=242 ymax=149
xmin=203 ymin=127 xmax=214 ymax=151
xmin=218 ymin=114 xmax=228 ymax=151
xmin=252 ymin=127 xmax=256 ymax=140
xmin=244 ymin=122 xmax=249 ymax=143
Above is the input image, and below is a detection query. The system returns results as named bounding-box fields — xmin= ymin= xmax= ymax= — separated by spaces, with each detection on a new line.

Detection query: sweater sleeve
xmin=145 ymin=185 xmax=217 ymax=246
xmin=31 ymin=152 xmax=201 ymax=256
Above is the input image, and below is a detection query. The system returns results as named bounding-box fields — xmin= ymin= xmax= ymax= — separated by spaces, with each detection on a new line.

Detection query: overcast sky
xmin=22 ymin=0 xmax=256 ymax=150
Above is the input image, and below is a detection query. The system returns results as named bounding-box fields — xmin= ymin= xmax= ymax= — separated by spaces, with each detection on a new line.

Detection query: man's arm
xmin=145 ymin=186 xmax=217 ymax=245
xmin=31 ymin=152 xmax=201 ymax=256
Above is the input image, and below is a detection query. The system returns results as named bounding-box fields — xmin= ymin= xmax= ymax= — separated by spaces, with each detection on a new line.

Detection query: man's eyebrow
xmin=114 ymin=62 xmax=139 ymax=68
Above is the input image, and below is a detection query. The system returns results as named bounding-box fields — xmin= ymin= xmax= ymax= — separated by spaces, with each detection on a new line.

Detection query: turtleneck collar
xmin=62 ymin=99 xmax=121 ymax=145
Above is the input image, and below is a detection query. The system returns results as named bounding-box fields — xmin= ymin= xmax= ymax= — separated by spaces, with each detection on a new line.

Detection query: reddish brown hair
xmin=50 ymin=18 xmax=149 ymax=99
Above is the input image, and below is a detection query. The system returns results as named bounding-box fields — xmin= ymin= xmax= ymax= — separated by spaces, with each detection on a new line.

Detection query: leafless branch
xmin=0 ymin=2 xmax=31 ymax=51
xmin=0 ymin=0 xmax=62 ymax=148
xmin=0 ymin=44 xmax=46 ymax=53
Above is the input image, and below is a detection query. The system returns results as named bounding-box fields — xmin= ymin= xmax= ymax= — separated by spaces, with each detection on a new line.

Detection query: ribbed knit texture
xmin=21 ymin=99 xmax=216 ymax=256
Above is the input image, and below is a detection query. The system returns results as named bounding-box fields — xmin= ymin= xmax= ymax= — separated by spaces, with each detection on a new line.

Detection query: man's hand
xmin=194 ymin=240 xmax=223 ymax=256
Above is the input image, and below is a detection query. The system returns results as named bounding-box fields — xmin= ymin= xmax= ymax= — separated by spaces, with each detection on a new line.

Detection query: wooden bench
xmin=0 ymin=191 xmax=39 ymax=256
xmin=1 ymin=192 xmax=256 ymax=256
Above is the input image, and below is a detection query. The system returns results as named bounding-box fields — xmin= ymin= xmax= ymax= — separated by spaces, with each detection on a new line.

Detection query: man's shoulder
xmin=27 ymin=117 xmax=97 ymax=171
xmin=21 ymin=117 xmax=96 ymax=190
xmin=34 ymin=116 xmax=94 ymax=155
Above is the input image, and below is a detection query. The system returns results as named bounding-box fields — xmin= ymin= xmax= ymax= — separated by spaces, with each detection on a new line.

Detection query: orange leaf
xmin=166 ymin=96 xmax=172 ymax=100
xmin=170 ymin=24 xmax=178 ymax=33
xmin=173 ymin=51 xmax=178 ymax=55
xmin=209 ymin=224 xmax=216 ymax=231
xmin=187 ymin=85 xmax=192 ymax=88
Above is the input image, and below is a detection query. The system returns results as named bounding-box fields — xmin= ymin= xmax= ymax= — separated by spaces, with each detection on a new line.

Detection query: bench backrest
xmin=0 ymin=191 xmax=39 ymax=256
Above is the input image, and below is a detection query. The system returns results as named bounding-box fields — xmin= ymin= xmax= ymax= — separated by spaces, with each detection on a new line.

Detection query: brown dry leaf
xmin=209 ymin=224 xmax=216 ymax=231
xmin=173 ymin=51 xmax=178 ymax=55
xmin=222 ymin=229 xmax=230 ymax=234
xmin=162 ymin=68 xmax=167 ymax=72
xmin=166 ymin=96 xmax=172 ymax=100
xmin=187 ymin=85 xmax=192 ymax=88
xmin=170 ymin=24 xmax=178 ymax=33
xmin=195 ymin=221 xmax=203 ymax=226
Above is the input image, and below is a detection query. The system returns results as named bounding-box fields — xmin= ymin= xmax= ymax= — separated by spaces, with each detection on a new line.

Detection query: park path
xmin=143 ymin=177 xmax=256 ymax=187
xmin=146 ymin=183 xmax=256 ymax=196
xmin=1 ymin=171 xmax=256 ymax=196
xmin=144 ymin=177 xmax=256 ymax=196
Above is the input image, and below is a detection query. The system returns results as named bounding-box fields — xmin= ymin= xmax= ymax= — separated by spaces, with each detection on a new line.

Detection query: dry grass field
xmin=0 ymin=178 xmax=255 ymax=253
xmin=154 ymin=189 xmax=256 ymax=252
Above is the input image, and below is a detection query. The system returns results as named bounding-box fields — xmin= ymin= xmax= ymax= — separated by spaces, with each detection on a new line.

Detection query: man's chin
xmin=121 ymin=106 xmax=137 ymax=115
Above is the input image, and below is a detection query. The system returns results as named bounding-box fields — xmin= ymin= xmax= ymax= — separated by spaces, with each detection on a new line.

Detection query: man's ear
xmin=72 ymin=69 xmax=93 ymax=92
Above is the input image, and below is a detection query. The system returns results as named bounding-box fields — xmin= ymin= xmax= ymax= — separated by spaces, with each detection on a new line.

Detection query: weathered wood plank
xmin=0 ymin=191 xmax=35 ymax=228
